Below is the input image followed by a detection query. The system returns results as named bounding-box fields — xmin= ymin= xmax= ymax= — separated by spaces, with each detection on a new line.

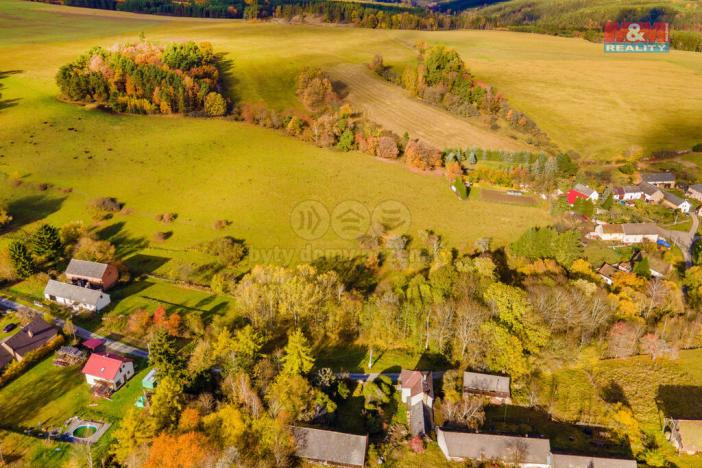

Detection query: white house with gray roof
xmin=573 ymin=184 xmax=599 ymax=202
xmin=642 ymin=172 xmax=676 ymax=188
xmin=44 ymin=280 xmax=111 ymax=312
xmin=661 ymin=191 xmax=691 ymax=213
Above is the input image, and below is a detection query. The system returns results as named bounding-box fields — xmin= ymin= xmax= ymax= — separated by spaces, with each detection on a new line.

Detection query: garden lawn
xmin=0 ymin=355 xmax=150 ymax=466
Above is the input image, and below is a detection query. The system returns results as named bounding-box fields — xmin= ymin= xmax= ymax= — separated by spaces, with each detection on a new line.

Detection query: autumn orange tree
xmin=143 ymin=432 xmax=212 ymax=468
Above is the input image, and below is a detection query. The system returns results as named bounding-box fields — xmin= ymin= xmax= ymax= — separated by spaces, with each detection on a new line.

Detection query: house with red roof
xmin=82 ymin=353 xmax=134 ymax=394
xmin=566 ymin=184 xmax=599 ymax=205
xmin=399 ymin=369 xmax=434 ymax=437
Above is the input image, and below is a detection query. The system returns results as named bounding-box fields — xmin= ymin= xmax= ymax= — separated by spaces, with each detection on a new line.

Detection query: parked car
xmin=3 ymin=323 xmax=17 ymax=333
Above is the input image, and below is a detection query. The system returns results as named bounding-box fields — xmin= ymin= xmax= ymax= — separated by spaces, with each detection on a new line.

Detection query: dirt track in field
xmin=328 ymin=63 xmax=533 ymax=152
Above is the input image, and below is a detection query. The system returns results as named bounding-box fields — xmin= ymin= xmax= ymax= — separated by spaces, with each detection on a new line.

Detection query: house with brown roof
xmin=463 ymin=371 xmax=511 ymax=404
xmin=436 ymin=429 xmax=552 ymax=467
xmin=640 ymin=182 xmax=665 ymax=203
xmin=399 ymin=369 xmax=434 ymax=437
xmin=65 ymin=259 xmax=118 ymax=290
xmin=292 ymin=426 xmax=368 ymax=468
xmin=596 ymin=263 xmax=620 ymax=286
xmin=0 ymin=317 xmax=59 ymax=369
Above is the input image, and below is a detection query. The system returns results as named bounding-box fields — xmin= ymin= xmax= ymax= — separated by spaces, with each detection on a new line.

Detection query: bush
xmin=405 ymin=139 xmax=442 ymax=171
xmin=693 ymin=143 xmax=702 ymax=153
xmin=0 ymin=335 xmax=65 ymax=388
xmin=198 ymin=236 xmax=247 ymax=266
xmin=90 ymin=197 xmax=122 ymax=212
xmin=204 ymin=92 xmax=227 ymax=117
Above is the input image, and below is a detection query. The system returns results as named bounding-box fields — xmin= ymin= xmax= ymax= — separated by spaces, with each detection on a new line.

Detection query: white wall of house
xmin=45 ymin=294 xmax=110 ymax=312
xmin=85 ymin=361 xmax=134 ymax=390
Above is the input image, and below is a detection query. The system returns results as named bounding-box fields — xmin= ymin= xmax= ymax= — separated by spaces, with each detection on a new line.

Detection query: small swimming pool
xmin=72 ymin=425 xmax=97 ymax=438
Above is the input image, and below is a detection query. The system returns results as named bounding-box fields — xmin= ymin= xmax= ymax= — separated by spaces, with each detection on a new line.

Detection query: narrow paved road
xmin=663 ymin=212 xmax=699 ymax=266
xmin=0 ymin=297 xmax=148 ymax=359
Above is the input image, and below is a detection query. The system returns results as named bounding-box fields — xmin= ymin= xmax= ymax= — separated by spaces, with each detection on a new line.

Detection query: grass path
xmin=328 ymin=63 xmax=532 ymax=152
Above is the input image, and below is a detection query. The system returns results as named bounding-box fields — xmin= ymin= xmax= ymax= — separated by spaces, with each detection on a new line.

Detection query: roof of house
xmin=642 ymin=172 xmax=676 ymax=184
xmin=552 ymin=453 xmax=637 ymax=468
xmin=662 ymin=191 xmax=688 ymax=206
xmin=44 ymin=280 xmax=108 ymax=307
xmin=613 ymin=186 xmax=641 ymax=197
xmin=81 ymin=353 xmax=131 ymax=381
xmin=597 ymin=263 xmax=620 ymax=279
xmin=600 ymin=223 xmax=661 ymax=237
xmin=292 ymin=426 xmax=368 ymax=468
xmin=409 ymin=401 xmax=428 ymax=436
xmin=82 ymin=338 xmax=105 ymax=351
xmin=3 ymin=317 xmax=58 ymax=358
xmin=573 ymin=184 xmax=596 ymax=197
xmin=640 ymin=182 xmax=663 ymax=196
xmin=437 ymin=429 xmax=551 ymax=464
xmin=400 ymin=369 xmax=432 ymax=398
xmin=463 ymin=371 xmax=510 ymax=396
xmin=689 ymin=184 xmax=702 ymax=194
xmin=677 ymin=419 xmax=702 ymax=453
xmin=0 ymin=347 xmax=13 ymax=369
xmin=566 ymin=189 xmax=588 ymax=205
xmin=65 ymin=259 xmax=110 ymax=280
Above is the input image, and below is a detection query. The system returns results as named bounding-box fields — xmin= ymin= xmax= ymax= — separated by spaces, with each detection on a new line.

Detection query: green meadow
xmin=1 ymin=0 xmax=699 ymax=275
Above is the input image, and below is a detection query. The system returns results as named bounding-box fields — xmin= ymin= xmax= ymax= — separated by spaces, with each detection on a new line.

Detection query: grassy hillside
xmin=462 ymin=0 xmax=702 ymax=32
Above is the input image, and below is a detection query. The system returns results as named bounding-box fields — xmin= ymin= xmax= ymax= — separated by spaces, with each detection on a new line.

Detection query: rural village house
xmin=0 ymin=317 xmax=58 ymax=369
xmin=590 ymin=223 xmax=662 ymax=244
xmin=44 ymin=279 xmax=111 ymax=312
xmin=596 ymin=263 xmax=621 ymax=286
xmin=436 ymin=429 xmax=637 ymax=467
xmin=640 ymin=182 xmax=665 ymax=203
xmin=463 ymin=371 xmax=511 ymax=404
xmin=82 ymin=353 xmax=134 ymax=393
xmin=612 ymin=185 xmax=644 ymax=201
xmin=436 ymin=429 xmax=552 ymax=466
xmin=551 ymin=453 xmax=637 ymax=468
xmin=291 ymin=426 xmax=368 ymax=468
xmin=687 ymin=184 xmax=702 ymax=202
xmin=65 ymin=258 xmax=119 ymax=290
xmin=661 ymin=191 xmax=691 ymax=213
xmin=399 ymin=369 xmax=434 ymax=437
xmin=642 ymin=172 xmax=676 ymax=189
xmin=566 ymin=184 xmax=599 ymax=205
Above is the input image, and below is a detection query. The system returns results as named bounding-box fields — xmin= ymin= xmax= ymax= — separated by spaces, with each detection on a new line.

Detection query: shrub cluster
xmin=0 ymin=334 xmax=65 ymax=388
xmin=373 ymin=45 xmax=548 ymax=141
xmin=56 ymin=41 xmax=227 ymax=115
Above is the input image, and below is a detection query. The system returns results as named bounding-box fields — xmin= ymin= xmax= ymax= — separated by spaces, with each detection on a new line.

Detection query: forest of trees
xmin=90 ymin=218 xmax=702 ymax=466
xmin=56 ymin=41 xmax=228 ymax=115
